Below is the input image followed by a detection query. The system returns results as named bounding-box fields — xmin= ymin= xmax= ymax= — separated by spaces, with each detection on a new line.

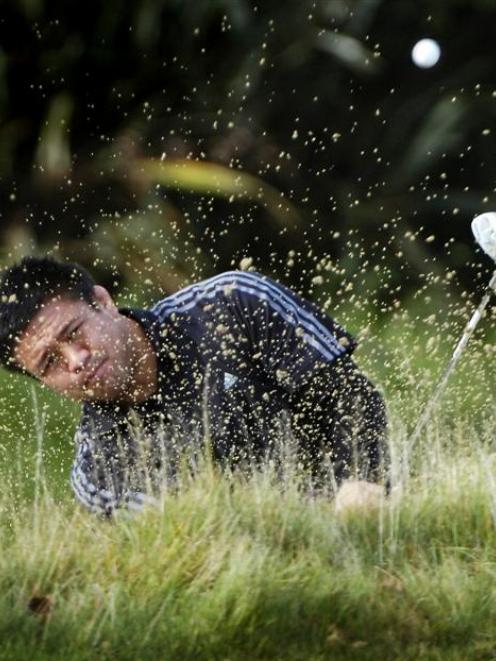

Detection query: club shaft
xmin=406 ymin=270 xmax=496 ymax=457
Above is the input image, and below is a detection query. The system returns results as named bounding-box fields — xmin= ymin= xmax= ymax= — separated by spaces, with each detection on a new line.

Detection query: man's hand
xmin=334 ymin=479 xmax=386 ymax=515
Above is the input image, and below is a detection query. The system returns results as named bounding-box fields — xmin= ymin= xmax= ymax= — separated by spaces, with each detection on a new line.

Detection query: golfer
xmin=0 ymin=257 xmax=389 ymax=515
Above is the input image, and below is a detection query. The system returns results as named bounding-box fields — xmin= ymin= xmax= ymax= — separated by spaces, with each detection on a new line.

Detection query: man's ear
xmin=92 ymin=285 xmax=117 ymax=312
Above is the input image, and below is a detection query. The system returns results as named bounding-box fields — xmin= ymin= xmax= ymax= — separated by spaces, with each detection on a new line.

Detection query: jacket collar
xmin=117 ymin=306 xmax=174 ymax=407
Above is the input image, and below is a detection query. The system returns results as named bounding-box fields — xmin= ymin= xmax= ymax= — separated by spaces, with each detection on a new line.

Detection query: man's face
xmin=14 ymin=286 xmax=142 ymax=402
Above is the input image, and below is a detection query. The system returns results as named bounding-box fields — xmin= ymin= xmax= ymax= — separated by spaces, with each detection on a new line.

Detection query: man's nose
xmin=61 ymin=344 xmax=90 ymax=373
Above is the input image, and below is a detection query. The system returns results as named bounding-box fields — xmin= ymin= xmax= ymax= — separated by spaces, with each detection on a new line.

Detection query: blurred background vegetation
xmin=1 ymin=0 xmax=496 ymax=497
xmin=2 ymin=0 xmax=496 ymax=299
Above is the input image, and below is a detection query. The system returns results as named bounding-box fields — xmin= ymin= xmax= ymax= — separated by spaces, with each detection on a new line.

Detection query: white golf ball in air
xmin=411 ymin=38 xmax=441 ymax=68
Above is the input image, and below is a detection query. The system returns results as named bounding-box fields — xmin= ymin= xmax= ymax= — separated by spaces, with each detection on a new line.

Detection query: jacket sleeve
xmin=208 ymin=271 xmax=356 ymax=394
xmin=70 ymin=418 xmax=159 ymax=517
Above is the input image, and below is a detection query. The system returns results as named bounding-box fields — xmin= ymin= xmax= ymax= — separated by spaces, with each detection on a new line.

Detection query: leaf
xmin=315 ymin=30 xmax=383 ymax=75
xmin=27 ymin=594 xmax=53 ymax=620
xmin=35 ymin=91 xmax=74 ymax=180
xmin=377 ymin=567 xmax=404 ymax=593
xmin=327 ymin=623 xmax=346 ymax=646
xmin=135 ymin=158 xmax=301 ymax=228
xmin=394 ymin=96 xmax=468 ymax=185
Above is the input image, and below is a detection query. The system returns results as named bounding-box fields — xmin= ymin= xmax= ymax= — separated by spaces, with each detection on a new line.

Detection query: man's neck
xmin=121 ymin=317 xmax=158 ymax=405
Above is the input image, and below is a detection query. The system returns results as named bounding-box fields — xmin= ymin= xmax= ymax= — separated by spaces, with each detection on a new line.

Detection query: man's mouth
xmin=84 ymin=358 xmax=107 ymax=387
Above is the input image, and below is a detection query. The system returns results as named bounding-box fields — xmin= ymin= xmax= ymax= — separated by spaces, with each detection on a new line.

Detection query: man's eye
xmin=68 ymin=324 xmax=83 ymax=339
xmin=44 ymin=355 xmax=55 ymax=372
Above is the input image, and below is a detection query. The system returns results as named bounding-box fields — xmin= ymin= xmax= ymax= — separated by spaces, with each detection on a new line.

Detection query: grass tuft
xmin=2 ymin=421 xmax=496 ymax=660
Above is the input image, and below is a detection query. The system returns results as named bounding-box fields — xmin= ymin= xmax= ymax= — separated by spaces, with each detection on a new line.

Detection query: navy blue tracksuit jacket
xmin=71 ymin=271 xmax=388 ymax=515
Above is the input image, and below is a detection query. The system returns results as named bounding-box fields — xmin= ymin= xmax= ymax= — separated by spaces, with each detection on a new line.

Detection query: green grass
xmin=2 ymin=433 xmax=496 ymax=660
xmin=1 ymin=293 xmax=496 ymax=660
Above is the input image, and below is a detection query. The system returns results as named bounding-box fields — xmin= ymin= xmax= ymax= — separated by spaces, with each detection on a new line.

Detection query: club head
xmin=472 ymin=212 xmax=496 ymax=262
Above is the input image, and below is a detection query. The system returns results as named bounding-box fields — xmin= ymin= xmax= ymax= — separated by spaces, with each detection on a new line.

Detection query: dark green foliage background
xmin=1 ymin=0 xmax=496 ymax=298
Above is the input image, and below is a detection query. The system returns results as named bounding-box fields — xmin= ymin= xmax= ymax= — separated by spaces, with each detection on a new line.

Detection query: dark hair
xmin=0 ymin=256 xmax=97 ymax=374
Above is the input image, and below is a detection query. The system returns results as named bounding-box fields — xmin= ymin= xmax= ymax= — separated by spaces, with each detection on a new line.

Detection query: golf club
xmin=405 ymin=212 xmax=496 ymax=459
